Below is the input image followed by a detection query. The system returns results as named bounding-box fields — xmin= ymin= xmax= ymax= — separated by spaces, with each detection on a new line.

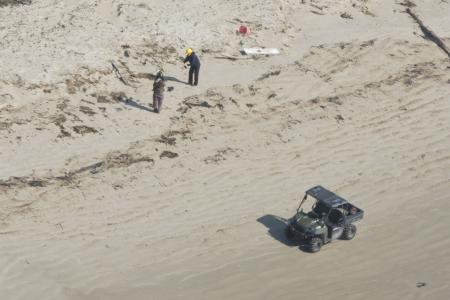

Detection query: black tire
xmin=303 ymin=237 xmax=322 ymax=253
xmin=342 ymin=224 xmax=357 ymax=240
xmin=285 ymin=225 xmax=295 ymax=240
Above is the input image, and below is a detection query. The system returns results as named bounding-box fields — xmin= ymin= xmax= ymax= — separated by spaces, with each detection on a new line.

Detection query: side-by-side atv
xmin=285 ymin=186 xmax=364 ymax=253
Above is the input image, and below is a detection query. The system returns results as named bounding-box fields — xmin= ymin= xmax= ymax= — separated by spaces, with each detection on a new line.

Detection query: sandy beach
xmin=1 ymin=0 xmax=449 ymax=299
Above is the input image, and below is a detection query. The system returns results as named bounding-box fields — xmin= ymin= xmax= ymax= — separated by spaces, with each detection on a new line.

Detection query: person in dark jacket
xmin=152 ymin=70 xmax=165 ymax=113
xmin=183 ymin=48 xmax=201 ymax=86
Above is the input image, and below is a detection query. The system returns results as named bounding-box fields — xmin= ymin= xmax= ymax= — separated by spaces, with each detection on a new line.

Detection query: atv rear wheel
xmin=304 ymin=237 xmax=322 ymax=253
xmin=342 ymin=224 xmax=357 ymax=240
xmin=285 ymin=225 xmax=294 ymax=240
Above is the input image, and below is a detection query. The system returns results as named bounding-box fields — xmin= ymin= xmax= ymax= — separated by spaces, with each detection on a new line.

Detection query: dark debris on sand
xmin=0 ymin=0 xmax=31 ymax=7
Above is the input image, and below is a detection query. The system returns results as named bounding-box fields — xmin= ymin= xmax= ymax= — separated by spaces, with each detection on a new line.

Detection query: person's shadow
xmin=117 ymin=96 xmax=153 ymax=112
xmin=257 ymin=214 xmax=297 ymax=247
xmin=164 ymin=75 xmax=189 ymax=85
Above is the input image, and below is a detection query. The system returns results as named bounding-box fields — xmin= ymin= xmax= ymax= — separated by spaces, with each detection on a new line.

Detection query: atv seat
xmin=307 ymin=211 xmax=320 ymax=219
xmin=327 ymin=208 xmax=345 ymax=224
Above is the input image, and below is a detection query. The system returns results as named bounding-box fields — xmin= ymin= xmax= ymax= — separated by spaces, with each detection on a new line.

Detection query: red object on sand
xmin=238 ymin=25 xmax=250 ymax=35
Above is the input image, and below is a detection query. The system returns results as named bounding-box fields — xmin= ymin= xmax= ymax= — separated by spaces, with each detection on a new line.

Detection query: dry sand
xmin=1 ymin=0 xmax=450 ymax=299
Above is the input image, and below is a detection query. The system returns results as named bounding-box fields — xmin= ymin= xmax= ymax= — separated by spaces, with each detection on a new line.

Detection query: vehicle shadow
xmin=257 ymin=214 xmax=297 ymax=247
xmin=117 ymin=96 xmax=153 ymax=113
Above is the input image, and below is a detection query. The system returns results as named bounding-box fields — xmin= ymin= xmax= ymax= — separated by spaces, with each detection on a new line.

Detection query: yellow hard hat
xmin=185 ymin=48 xmax=193 ymax=56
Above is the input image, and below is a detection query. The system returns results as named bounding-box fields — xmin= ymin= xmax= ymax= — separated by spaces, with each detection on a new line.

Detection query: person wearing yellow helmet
xmin=183 ymin=48 xmax=201 ymax=86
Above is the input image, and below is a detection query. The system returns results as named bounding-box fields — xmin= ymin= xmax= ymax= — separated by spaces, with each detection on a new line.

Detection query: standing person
xmin=152 ymin=70 xmax=165 ymax=113
xmin=183 ymin=48 xmax=201 ymax=86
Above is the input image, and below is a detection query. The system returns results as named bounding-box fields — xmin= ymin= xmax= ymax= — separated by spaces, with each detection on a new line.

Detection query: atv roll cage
xmin=306 ymin=185 xmax=347 ymax=208
xmin=297 ymin=185 xmax=363 ymax=224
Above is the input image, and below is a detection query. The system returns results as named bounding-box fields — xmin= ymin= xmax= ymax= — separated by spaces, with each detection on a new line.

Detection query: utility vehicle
xmin=285 ymin=186 xmax=364 ymax=252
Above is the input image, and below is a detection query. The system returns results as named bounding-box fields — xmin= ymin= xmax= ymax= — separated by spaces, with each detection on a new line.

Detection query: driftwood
xmin=214 ymin=55 xmax=252 ymax=61
xmin=111 ymin=61 xmax=129 ymax=86
xmin=406 ymin=8 xmax=450 ymax=58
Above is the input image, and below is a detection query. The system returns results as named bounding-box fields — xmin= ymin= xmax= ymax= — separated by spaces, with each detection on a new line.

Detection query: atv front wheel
xmin=304 ymin=237 xmax=322 ymax=253
xmin=285 ymin=225 xmax=294 ymax=240
xmin=342 ymin=224 xmax=357 ymax=240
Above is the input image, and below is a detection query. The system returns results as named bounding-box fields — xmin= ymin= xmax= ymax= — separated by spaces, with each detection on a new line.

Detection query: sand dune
xmin=1 ymin=0 xmax=450 ymax=299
